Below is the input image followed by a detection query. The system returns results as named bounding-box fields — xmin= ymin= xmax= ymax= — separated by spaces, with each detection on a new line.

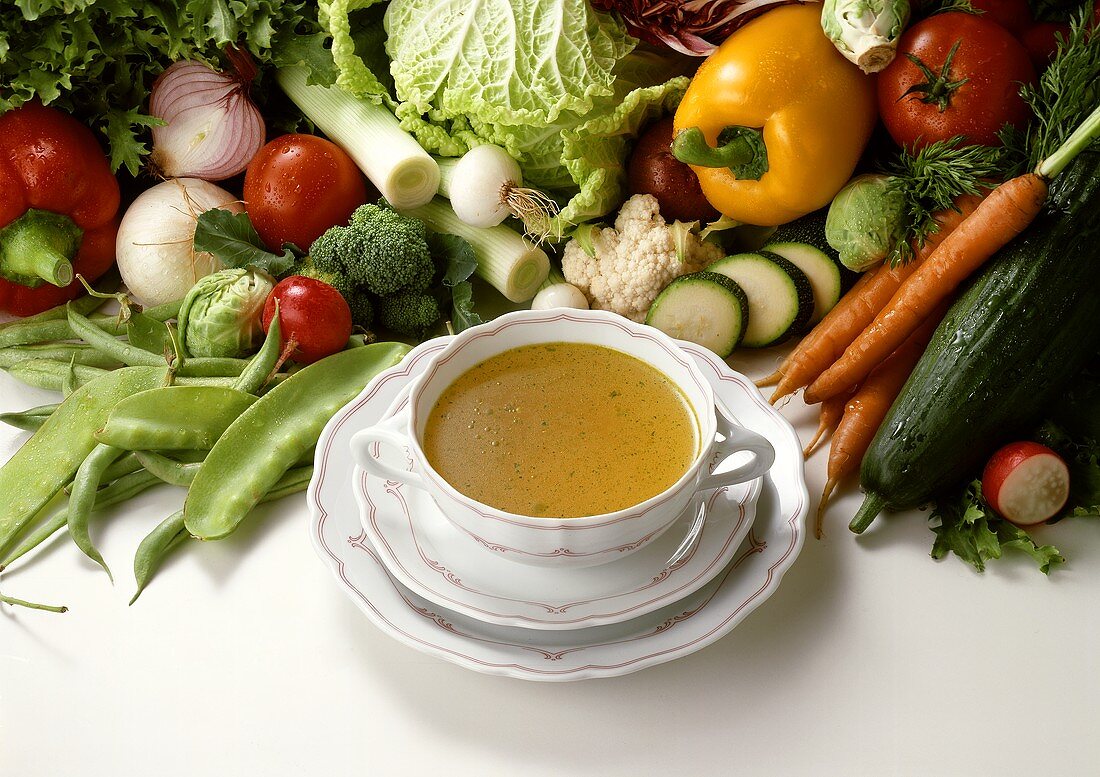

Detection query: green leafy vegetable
xmin=449 ymin=281 xmax=483 ymax=334
xmin=429 ymin=232 xmax=482 ymax=334
xmin=193 ymin=209 xmax=296 ymax=277
xmin=0 ymin=0 xmax=329 ymax=173
xmin=1034 ymin=364 xmax=1100 ymax=518
xmin=930 ymin=481 xmax=1065 ymax=574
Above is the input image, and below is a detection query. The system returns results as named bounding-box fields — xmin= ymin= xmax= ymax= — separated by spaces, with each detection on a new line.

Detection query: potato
xmin=627 ymin=117 xmax=719 ymax=223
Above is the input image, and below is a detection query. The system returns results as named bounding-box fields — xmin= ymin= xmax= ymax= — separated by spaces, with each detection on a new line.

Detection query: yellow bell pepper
xmin=672 ymin=4 xmax=877 ymax=226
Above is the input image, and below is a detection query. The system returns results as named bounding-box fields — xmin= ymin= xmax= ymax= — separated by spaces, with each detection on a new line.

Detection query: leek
xmin=274 ymin=67 xmax=439 ymax=209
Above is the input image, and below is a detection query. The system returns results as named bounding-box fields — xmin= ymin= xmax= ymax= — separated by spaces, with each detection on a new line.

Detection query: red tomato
xmin=1020 ymin=22 xmax=1070 ymax=69
xmin=243 ymin=135 xmax=372 ymax=253
xmin=968 ymin=0 xmax=1032 ymax=37
xmin=262 ymin=276 xmax=353 ymax=365
xmin=877 ymin=13 xmax=1036 ymax=150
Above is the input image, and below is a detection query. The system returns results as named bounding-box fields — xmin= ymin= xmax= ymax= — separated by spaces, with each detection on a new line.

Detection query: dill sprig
xmin=884 ymin=139 xmax=1009 ymax=265
xmin=1004 ymin=4 xmax=1100 ymax=173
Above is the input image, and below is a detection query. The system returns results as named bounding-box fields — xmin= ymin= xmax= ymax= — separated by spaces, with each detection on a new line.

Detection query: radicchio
xmin=592 ymin=0 xmax=804 ymax=55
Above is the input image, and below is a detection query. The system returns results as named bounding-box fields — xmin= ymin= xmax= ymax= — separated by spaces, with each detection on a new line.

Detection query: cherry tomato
xmin=877 ymin=13 xmax=1036 ymax=150
xmin=1020 ymin=21 xmax=1070 ymax=69
xmin=262 ymin=276 xmax=353 ymax=365
xmin=244 ymin=134 xmax=372 ymax=253
xmin=968 ymin=0 xmax=1033 ymax=37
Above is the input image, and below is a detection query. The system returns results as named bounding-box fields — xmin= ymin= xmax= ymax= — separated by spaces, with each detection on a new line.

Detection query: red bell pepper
xmin=0 ymin=102 xmax=120 ymax=317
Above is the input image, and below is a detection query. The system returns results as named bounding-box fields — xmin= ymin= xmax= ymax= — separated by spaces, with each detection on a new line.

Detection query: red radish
xmin=982 ymin=441 xmax=1070 ymax=526
xmin=262 ymin=276 xmax=352 ymax=365
xmin=1019 ymin=22 xmax=1070 ymax=70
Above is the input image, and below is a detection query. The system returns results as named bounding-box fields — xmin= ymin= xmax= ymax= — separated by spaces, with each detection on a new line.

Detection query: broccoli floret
xmin=378 ymin=291 xmax=441 ymax=339
xmin=345 ymin=291 xmax=374 ymax=329
xmin=309 ymin=203 xmax=432 ymax=296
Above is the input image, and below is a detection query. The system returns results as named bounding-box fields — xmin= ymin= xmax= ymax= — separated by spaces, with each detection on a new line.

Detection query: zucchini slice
xmin=764 ymin=241 xmax=842 ymax=326
xmin=767 ymin=210 xmax=837 ymax=260
xmin=706 ymin=252 xmax=814 ymax=348
xmin=645 ymin=272 xmax=749 ymax=358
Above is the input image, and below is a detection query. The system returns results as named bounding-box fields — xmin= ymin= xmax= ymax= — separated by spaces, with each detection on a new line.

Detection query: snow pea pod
xmin=0 ymin=470 xmax=161 ymax=571
xmin=96 ymin=386 xmax=256 ymax=451
xmin=0 ymin=403 xmax=59 ymax=433
xmin=67 ymin=443 xmax=126 ymax=578
xmin=0 ymin=344 xmax=122 ymax=370
xmin=132 ymin=464 xmax=316 ymax=603
xmin=0 ymin=299 xmax=181 ymax=348
xmin=0 ymin=366 xmax=166 ymax=556
xmin=6 ymin=360 xmax=109 ymax=392
xmin=185 ymin=342 xmax=411 ymax=540
xmin=233 ymin=306 xmax=282 ymax=395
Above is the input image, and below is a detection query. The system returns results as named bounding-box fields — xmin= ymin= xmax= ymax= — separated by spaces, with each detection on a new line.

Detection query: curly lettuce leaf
xmin=930 ymin=481 xmax=1065 ymax=574
xmin=383 ymin=0 xmax=633 ymax=126
xmin=1 ymin=0 xmax=326 ymax=173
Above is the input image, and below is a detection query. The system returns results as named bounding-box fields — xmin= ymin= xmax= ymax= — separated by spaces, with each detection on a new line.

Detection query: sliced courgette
xmin=645 ymin=272 xmax=749 ymax=358
xmin=763 ymin=241 xmax=842 ymax=326
xmin=705 ymin=252 xmax=813 ymax=348
xmin=767 ymin=209 xmax=837 ymax=260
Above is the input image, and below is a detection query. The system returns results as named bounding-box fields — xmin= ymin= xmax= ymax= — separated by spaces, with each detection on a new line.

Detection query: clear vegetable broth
xmin=423 ymin=343 xmax=698 ymax=518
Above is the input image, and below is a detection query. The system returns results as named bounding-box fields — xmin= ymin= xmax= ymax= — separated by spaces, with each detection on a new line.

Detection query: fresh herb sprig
xmin=884 ymin=139 xmax=1010 ymax=265
xmin=1000 ymin=4 xmax=1100 ymax=175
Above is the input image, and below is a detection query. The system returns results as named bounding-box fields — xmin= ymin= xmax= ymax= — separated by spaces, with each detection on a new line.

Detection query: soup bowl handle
xmin=350 ymin=412 xmax=426 ymax=490
xmin=696 ymin=411 xmax=775 ymax=492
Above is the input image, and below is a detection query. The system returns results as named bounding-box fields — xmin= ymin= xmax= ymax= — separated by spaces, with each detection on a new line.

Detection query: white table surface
xmin=2 ymin=347 xmax=1098 ymax=777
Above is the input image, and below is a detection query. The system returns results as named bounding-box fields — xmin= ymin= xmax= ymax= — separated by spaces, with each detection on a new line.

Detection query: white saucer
xmin=308 ymin=338 xmax=808 ymax=681
xmin=353 ymin=399 xmax=761 ymax=628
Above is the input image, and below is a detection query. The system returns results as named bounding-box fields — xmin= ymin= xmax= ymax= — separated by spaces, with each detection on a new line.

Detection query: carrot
xmin=802 ymin=390 xmax=850 ymax=458
xmin=804 ymin=175 xmax=1048 ymax=404
xmin=814 ymin=306 xmax=946 ymax=538
xmin=767 ymin=194 xmax=983 ymax=404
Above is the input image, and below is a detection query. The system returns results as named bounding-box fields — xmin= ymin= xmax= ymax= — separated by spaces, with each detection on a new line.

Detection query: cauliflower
xmin=561 ymin=195 xmax=724 ymax=322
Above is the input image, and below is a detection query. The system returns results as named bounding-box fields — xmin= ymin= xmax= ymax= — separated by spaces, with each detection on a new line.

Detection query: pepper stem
xmin=0 ymin=209 xmax=82 ymax=288
xmin=672 ymin=126 xmax=770 ymax=181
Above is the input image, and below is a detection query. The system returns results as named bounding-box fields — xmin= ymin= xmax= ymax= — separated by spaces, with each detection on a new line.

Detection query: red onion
xmin=149 ymin=51 xmax=265 ymax=181
xmin=592 ymin=0 xmax=802 ymax=56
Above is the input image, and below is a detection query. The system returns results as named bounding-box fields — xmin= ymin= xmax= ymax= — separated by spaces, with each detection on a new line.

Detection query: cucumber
xmin=763 ymin=241 xmax=842 ymax=325
xmin=767 ymin=209 xmax=837 ymax=260
xmin=645 ymin=272 xmax=748 ymax=358
xmin=851 ymin=151 xmax=1100 ymax=533
xmin=706 ymin=252 xmax=813 ymax=348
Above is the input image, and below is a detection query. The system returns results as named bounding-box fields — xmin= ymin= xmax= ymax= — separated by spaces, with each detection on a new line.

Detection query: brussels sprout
xmin=177 ymin=268 xmax=276 ymax=358
xmin=825 ymin=174 xmax=907 ymax=272
xmin=821 ymin=0 xmax=910 ymax=74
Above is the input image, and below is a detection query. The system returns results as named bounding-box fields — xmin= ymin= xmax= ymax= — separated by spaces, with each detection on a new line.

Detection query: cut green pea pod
xmin=131 ymin=465 xmax=315 ymax=603
xmin=67 ymin=443 xmax=127 ymax=579
xmin=95 ymin=386 xmax=256 ymax=451
xmin=0 ymin=469 xmax=161 ymax=571
xmin=185 ymin=343 xmax=412 ymax=540
xmin=0 ymin=366 xmax=167 ymax=557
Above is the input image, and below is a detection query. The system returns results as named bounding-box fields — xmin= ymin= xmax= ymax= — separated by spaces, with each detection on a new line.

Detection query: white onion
xmin=115 ymin=178 xmax=243 ymax=307
xmin=149 ymin=58 xmax=265 ymax=181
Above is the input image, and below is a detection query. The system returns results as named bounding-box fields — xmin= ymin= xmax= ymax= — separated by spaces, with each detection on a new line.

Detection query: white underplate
xmin=353 ymin=397 xmax=761 ymax=629
xmin=308 ymin=338 xmax=808 ymax=682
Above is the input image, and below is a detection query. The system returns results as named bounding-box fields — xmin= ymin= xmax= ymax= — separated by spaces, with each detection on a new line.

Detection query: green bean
xmin=63 ymin=452 xmax=141 ymax=493
xmin=61 ymin=355 xmax=79 ymax=398
xmin=133 ymin=450 xmax=203 ymax=487
xmin=0 ymin=344 xmax=122 ymax=370
xmin=0 ymin=299 xmax=181 ymax=349
xmin=177 ymin=357 xmax=249 ymax=378
xmin=67 ymin=443 xmax=127 ymax=579
xmin=6 ymin=360 xmax=109 ymax=392
xmin=66 ymin=304 xmax=168 ymax=368
xmin=185 ymin=342 xmax=411 ymax=540
xmin=131 ymin=465 xmax=315 ymax=603
xmin=0 ymin=470 xmax=161 ymax=570
xmin=0 ymin=366 xmax=166 ymax=556
xmin=0 ymin=403 xmax=59 ymax=433
xmin=234 ymin=308 xmax=282 ymax=395
xmin=96 ymin=386 xmax=256 ymax=451
xmin=0 ymin=272 xmax=119 ymax=333
xmin=0 ymin=591 xmax=68 ymax=614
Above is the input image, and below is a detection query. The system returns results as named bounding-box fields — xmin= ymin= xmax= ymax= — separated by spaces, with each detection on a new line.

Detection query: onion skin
xmin=149 ymin=60 xmax=266 ymax=182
